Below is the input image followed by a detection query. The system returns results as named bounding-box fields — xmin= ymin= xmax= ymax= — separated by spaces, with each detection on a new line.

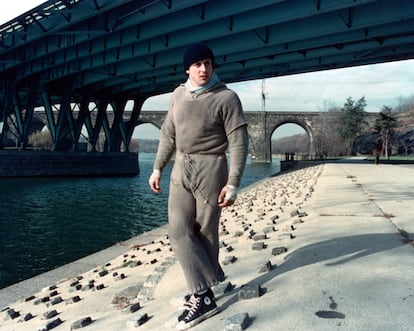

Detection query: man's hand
xmin=218 ymin=185 xmax=238 ymax=208
xmin=149 ymin=169 xmax=162 ymax=193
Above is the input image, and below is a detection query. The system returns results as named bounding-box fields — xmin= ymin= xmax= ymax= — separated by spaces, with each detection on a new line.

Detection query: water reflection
xmin=0 ymin=153 xmax=279 ymax=288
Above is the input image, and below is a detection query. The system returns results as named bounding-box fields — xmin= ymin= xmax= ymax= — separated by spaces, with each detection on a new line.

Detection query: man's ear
xmin=185 ymin=69 xmax=189 ymax=74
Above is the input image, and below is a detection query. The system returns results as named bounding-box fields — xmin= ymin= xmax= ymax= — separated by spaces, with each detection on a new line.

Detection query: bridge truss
xmin=0 ymin=0 xmax=413 ymax=152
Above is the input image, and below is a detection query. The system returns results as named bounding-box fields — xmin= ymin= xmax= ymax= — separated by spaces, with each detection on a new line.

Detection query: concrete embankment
xmin=0 ymin=150 xmax=139 ymax=177
xmin=1 ymin=159 xmax=413 ymax=331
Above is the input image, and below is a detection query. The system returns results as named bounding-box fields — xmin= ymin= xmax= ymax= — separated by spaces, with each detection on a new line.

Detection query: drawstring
xmin=183 ymin=154 xmax=209 ymax=204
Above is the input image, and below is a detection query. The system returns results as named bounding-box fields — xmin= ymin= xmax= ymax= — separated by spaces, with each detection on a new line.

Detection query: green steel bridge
xmin=0 ymin=0 xmax=413 ymax=153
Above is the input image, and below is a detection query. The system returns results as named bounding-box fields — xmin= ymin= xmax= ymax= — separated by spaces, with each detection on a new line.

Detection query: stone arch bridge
xmin=139 ymin=111 xmax=322 ymax=163
xmin=29 ymin=110 xmax=377 ymax=163
xmin=138 ymin=110 xmax=378 ymax=162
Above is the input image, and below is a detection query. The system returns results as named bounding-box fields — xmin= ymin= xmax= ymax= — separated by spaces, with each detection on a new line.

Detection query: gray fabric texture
xmin=152 ymin=80 xmax=248 ymax=293
xmin=226 ymin=126 xmax=248 ymax=187
xmin=160 ymin=83 xmax=247 ymax=155
xmin=168 ymin=153 xmax=227 ymax=293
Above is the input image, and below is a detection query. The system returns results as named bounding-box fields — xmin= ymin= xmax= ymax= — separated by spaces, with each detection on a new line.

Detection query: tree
xmin=373 ymin=106 xmax=397 ymax=159
xmin=339 ymin=96 xmax=368 ymax=156
xmin=314 ymin=101 xmax=346 ymax=157
xmin=28 ymin=130 xmax=53 ymax=150
xmin=395 ymin=94 xmax=414 ymax=113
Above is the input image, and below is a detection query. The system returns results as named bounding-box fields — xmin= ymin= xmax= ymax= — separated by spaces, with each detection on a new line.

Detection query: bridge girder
xmin=1 ymin=0 xmax=414 ymax=101
xmin=0 ymin=0 xmax=412 ymax=152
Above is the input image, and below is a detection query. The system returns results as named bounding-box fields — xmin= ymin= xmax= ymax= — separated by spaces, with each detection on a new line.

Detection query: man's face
xmin=186 ymin=58 xmax=213 ymax=87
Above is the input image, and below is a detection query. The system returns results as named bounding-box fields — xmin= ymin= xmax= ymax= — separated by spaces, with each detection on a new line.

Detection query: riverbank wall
xmin=0 ymin=150 xmax=139 ymax=177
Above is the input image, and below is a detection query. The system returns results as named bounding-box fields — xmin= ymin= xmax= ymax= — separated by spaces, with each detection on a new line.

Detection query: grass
xmin=365 ymin=155 xmax=414 ymax=163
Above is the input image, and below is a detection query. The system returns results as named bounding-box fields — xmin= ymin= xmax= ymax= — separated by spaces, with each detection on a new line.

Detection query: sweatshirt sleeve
xmin=227 ymin=124 xmax=248 ymax=187
xmin=153 ymin=130 xmax=175 ymax=172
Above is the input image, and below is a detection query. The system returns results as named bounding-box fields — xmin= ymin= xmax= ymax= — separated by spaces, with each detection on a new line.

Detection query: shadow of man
xmin=220 ymin=232 xmax=408 ymax=310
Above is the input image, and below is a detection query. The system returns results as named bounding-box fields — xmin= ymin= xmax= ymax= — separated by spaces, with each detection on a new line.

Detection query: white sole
xmin=176 ymin=307 xmax=219 ymax=330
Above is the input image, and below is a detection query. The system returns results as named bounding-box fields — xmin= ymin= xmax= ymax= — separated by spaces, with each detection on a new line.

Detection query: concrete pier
xmin=0 ymin=150 xmax=139 ymax=177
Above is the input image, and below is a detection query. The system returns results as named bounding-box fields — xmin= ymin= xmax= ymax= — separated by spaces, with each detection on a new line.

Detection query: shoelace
xmin=185 ymin=295 xmax=201 ymax=320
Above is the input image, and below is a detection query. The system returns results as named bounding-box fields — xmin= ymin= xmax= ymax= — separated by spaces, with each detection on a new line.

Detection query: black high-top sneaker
xmin=178 ymin=288 xmax=215 ymax=322
xmin=176 ymin=290 xmax=218 ymax=330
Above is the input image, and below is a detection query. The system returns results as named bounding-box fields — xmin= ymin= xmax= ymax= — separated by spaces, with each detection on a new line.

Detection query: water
xmin=0 ymin=153 xmax=279 ymax=289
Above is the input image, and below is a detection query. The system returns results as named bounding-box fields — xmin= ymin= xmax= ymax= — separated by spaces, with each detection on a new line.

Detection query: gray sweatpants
xmin=168 ymin=152 xmax=227 ymax=293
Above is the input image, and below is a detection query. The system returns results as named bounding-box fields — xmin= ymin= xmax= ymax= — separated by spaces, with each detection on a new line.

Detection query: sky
xmin=2 ymin=1 xmax=414 ymax=139
xmin=141 ymin=58 xmax=414 ymax=139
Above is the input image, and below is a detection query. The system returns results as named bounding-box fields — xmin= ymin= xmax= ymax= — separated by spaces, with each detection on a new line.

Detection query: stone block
xmin=225 ymin=245 xmax=234 ymax=252
xmin=253 ymin=234 xmax=267 ymax=241
xmin=49 ymin=290 xmax=59 ymax=297
xmin=6 ymin=308 xmax=20 ymax=320
xmin=212 ymin=281 xmax=234 ymax=297
xmin=21 ymin=313 xmax=34 ymax=322
xmin=34 ymin=297 xmax=50 ymax=305
xmin=69 ymin=284 xmax=82 ymax=292
xmin=127 ymin=313 xmax=149 ymax=327
xmin=144 ymin=274 xmax=161 ymax=287
xmin=81 ymin=284 xmax=94 ymax=292
xmin=124 ymin=260 xmax=142 ymax=268
xmin=224 ymin=313 xmax=250 ymax=331
xmin=111 ymin=285 xmax=142 ymax=305
xmin=272 ymin=247 xmax=288 ymax=255
xmin=38 ymin=317 xmax=63 ymax=331
xmin=222 ymin=256 xmax=237 ymax=265
xmin=238 ymin=285 xmax=261 ymax=300
xmin=263 ymin=226 xmax=276 ymax=233
xmin=257 ymin=261 xmax=272 ymax=273
xmin=50 ymin=296 xmax=63 ymax=306
xmin=70 ymin=317 xmax=93 ymax=329
xmin=24 ymin=295 xmax=36 ymax=302
xmin=251 ymin=242 xmax=265 ymax=250
xmin=137 ymin=287 xmax=153 ymax=302
xmin=66 ymin=296 xmax=81 ymax=305
xmin=154 ymin=266 xmax=167 ymax=274
xmin=43 ymin=309 xmax=58 ymax=319
xmin=122 ymin=303 xmax=141 ymax=314
xmin=114 ymin=273 xmax=126 ymax=281
xmin=270 ymin=215 xmax=279 ymax=223
xmin=290 ymin=209 xmax=299 ymax=217
xmin=96 ymin=284 xmax=105 ymax=290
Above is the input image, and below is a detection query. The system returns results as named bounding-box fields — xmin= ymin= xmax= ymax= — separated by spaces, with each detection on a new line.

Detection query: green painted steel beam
xmin=0 ymin=0 xmax=413 ymax=112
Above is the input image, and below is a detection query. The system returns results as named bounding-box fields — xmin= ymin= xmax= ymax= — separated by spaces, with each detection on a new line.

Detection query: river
xmin=0 ymin=153 xmax=280 ymax=289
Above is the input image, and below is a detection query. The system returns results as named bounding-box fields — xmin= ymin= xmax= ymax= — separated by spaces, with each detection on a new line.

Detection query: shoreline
xmin=0 ymin=159 xmax=362 ymax=306
xmin=0 ymin=225 xmax=169 ymax=309
xmin=1 ymin=160 xmax=413 ymax=331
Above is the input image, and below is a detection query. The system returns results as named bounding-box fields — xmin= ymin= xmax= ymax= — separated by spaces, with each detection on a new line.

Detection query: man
xmin=149 ymin=43 xmax=248 ymax=330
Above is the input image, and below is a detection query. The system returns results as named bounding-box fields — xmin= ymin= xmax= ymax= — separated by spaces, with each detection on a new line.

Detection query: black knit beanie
xmin=183 ymin=43 xmax=215 ymax=70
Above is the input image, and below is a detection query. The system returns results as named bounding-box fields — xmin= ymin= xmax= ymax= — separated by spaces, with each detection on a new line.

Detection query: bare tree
xmin=28 ymin=130 xmax=53 ymax=150
xmin=395 ymin=94 xmax=414 ymax=113
xmin=314 ymin=101 xmax=345 ymax=157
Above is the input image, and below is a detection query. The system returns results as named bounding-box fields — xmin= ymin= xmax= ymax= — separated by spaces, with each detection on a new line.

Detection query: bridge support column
xmin=247 ymin=112 xmax=271 ymax=163
xmin=0 ymin=78 xmax=40 ymax=149
xmin=0 ymin=80 xmax=15 ymax=148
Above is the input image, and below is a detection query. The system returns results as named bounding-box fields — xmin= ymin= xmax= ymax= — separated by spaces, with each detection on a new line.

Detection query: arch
xmin=133 ymin=122 xmax=161 ymax=139
xmin=138 ymin=111 xmax=167 ymax=130
xmin=136 ymin=121 xmax=162 ymax=131
xmin=269 ymin=118 xmax=315 ymax=158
